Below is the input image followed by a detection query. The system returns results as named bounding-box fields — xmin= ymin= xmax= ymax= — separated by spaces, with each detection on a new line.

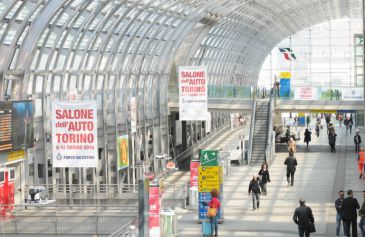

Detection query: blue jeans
xmin=252 ymin=192 xmax=260 ymax=210
xmin=336 ymin=213 xmax=345 ymax=236
xmin=359 ymin=216 xmax=365 ymax=237
xmin=298 ymin=225 xmax=309 ymax=237
xmin=209 ymin=216 xmax=218 ymax=236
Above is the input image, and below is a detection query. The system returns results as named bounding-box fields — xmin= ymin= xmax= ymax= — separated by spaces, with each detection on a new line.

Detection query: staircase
xmin=251 ymin=100 xmax=270 ymax=165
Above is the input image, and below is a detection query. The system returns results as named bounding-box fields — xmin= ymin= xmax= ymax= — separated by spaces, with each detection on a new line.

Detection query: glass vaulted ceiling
xmin=0 ymin=0 xmax=362 ymax=186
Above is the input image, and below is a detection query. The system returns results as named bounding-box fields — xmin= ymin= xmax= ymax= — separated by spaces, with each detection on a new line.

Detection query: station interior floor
xmin=175 ymin=117 xmax=365 ymax=236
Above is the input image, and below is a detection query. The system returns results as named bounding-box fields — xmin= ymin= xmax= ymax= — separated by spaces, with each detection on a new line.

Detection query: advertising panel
xmin=178 ymin=66 xmax=208 ymax=121
xmin=294 ymin=87 xmax=318 ymax=100
xmin=190 ymin=160 xmax=200 ymax=188
xmin=341 ymin=88 xmax=363 ymax=101
xmin=117 ymin=135 xmax=129 ymax=170
xmin=149 ymin=186 xmax=160 ymax=237
xmin=52 ymin=101 xmax=98 ymax=167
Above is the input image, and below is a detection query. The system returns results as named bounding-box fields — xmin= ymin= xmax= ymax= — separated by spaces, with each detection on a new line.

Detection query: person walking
xmin=355 ymin=131 xmax=362 ymax=153
xmin=359 ymin=190 xmax=365 ymax=237
xmin=248 ymin=175 xmax=261 ymax=211
xmin=344 ymin=117 xmax=350 ymax=134
xmin=343 ymin=189 xmax=360 ymax=237
xmin=349 ymin=117 xmax=354 ymax=134
xmin=293 ymin=198 xmax=315 ymax=237
xmin=284 ymin=151 xmax=297 ymax=187
xmin=329 ymin=133 xmax=337 ymax=153
xmin=306 ymin=115 xmax=311 ymax=128
xmin=335 ymin=190 xmax=346 ymax=237
xmin=359 ymin=147 xmax=365 ymax=180
xmin=258 ymin=163 xmax=270 ymax=196
xmin=328 ymin=123 xmax=335 ymax=136
xmin=339 ymin=114 xmax=343 ymax=127
xmin=288 ymin=137 xmax=297 ymax=153
xmin=207 ymin=188 xmax=220 ymax=237
xmin=315 ymin=122 xmax=320 ymax=137
xmin=304 ymin=129 xmax=311 ymax=148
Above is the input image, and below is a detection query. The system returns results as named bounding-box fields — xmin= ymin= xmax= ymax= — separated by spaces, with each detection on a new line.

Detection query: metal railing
xmin=275 ymin=86 xmax=363 ymax=101
xmin=168 ymin=84 xmax=252 ymax=99
xmin=265 ymin=87 xmax=275 ymax=165
xmin=247 ymin=87 xmax=257 ymax=164
xmin=25 ymin=183 xmax=138 ymax=195
xmin=0 ymin=204 xmax=138 ymax=235
xmin=109 ymin=217 xmax=138 ymax=237
xmin=172 ymin=123 xmax=231 ymax=164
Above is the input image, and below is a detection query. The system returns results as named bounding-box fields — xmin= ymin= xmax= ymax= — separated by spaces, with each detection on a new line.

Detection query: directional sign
xmin=200 ymin=150 xmax=218 ymax=166
xmin=198 ymin=166 xmax=220 ymax=192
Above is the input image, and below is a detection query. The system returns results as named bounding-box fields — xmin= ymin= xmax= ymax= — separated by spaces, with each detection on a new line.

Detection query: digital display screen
xmin=12 ymin=101 xmax=34 ymax=151
xmin=0 ymin=100 xmax=34 ymax=153
xmin=0 ymin=102 xmax=12 ymax=152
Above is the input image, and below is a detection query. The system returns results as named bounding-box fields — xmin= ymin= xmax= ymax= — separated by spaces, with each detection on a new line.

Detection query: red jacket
xmin=209 ymin=197 xmax=220 ymax=209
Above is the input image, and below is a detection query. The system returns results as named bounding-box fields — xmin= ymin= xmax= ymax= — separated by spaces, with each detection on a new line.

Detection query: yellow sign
xmin=7 ymin=150 xmax=25 ymax=162
xmin=198 ymin=166 xmax=220 ymax=192
xmin=310 ymin=109 xmax=337 ymax=113
xmin=280 ymin=72 xmax=291 ymax=79
xmin=298 ymin=113 xmax=305 ymax=117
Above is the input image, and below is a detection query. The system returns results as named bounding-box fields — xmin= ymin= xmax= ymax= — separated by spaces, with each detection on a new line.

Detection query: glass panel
xmin=35 ymin=76 xmax=44 ymax=93
xmin=53 ymin=75 xmax=61 ymax=92
xmin=3 ymin=28 xmax=17 ymax=44
xmin=5 ymin=1 xmax=22 ymax=19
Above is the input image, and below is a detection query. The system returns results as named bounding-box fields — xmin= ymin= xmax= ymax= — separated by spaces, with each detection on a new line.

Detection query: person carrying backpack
xmin=248 ymin=175 xmax=261 ymax=210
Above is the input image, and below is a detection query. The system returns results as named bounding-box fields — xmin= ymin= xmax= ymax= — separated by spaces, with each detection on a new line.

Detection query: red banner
xmin=190 ymin=161 xmax=200 ymax=188
xmin=149 ymin=186 xmax=160 ymax=237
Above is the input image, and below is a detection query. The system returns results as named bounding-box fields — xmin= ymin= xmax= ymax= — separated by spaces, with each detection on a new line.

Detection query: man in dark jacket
xmin=354 ymin=130 xmax=362 ymax=153
xmin=343 ymin=189 xmax=360 ymax=237
xmin=293 ymin=198 xmax=315 ymax=237
xmin=359 ymin=190 xmax=365 ymax=237
xmin=335 ymin=190 xmax=345 ymax=237
xmin=284 ymin=151 xmax=297 ymax=187
xmin=248 ymin=175 xmax=261 ymax=211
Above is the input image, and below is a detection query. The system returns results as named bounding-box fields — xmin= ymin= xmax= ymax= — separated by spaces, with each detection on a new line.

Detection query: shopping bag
xmin=308 ymin=222 xmax=316 ymax=233
xmin=202 ymin=219 xmax=212 ymax=236
xmin=207 ymin=207 xmax=217 ymax=217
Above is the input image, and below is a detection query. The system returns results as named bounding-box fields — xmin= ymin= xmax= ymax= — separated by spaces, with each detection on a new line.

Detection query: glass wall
xmin=258 ymin=18 xmax=363 ymax=88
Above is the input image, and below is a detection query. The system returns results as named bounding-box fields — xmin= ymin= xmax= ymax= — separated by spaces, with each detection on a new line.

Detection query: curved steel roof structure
xmin=0 ymin=0 xmax=362 ymax=185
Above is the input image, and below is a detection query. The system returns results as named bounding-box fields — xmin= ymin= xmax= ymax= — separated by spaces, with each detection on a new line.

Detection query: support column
xmin=363 ymin=0 xmax=365 ymax=125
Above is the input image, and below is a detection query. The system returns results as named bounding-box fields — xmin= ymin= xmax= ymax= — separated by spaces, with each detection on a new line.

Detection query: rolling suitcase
xmin=202 ymin=219 xmax=212 ymax=237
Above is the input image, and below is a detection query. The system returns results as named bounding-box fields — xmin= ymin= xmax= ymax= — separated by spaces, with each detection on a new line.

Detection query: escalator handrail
xmin=248 ymin=87 xmax=257 ymax=164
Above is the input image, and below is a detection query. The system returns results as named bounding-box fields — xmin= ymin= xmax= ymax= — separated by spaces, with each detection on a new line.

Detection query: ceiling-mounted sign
xmin=52 ymin=101 xmax=98 ymax=168
xmin=341 ymin=88 xmax=363 ymax=101
xmin=178 ymin=66 xmax=208 ymax=121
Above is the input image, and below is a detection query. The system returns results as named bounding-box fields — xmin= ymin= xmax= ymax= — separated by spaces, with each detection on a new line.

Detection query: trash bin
xmin=188 ymin=187 xmax=199 ymax=210
xmin=161 ymin=209 xmax=177 ymax=237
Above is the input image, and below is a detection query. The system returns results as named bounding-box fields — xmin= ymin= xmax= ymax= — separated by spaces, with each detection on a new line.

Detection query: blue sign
xmin=280 ymin=78 xmax=291 ymax=98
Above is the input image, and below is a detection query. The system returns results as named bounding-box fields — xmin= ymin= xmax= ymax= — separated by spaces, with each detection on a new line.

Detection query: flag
xmin=279 ymin=48 xmax=296 ymax=60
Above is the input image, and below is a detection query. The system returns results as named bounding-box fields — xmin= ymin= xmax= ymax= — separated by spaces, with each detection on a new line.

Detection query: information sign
xmin=200 ymin=150 xmax=218 ymax=166
xmin=198 ymin=166 xmax=220 ymax=192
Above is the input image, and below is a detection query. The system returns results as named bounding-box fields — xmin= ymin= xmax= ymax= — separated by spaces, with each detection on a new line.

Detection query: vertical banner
xmin=190 ymin=160 xmax=200 ymax=188
xmin=130 ymin=97 xmax=137 ymax=133
xmin=178 ymin=66 xmax=208 ymax=121
xmin=149 ymin=185 xmax=160 ymax=237
xmin=205 ymin=112 xmax=211 ymax=134
xmin=117 ymin=135 xmax=129 ymax=170
xmin=279 ymin=72 xmax=291 ymax=98
xmin=52 ymin=101 xmax=98 ymax=167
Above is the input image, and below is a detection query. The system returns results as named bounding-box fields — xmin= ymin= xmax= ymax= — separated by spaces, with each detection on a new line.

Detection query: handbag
xmin=207 ymin=207 xmax=217 ymax=217
xmin=308 ymin=222 xmax=316 ymax=233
